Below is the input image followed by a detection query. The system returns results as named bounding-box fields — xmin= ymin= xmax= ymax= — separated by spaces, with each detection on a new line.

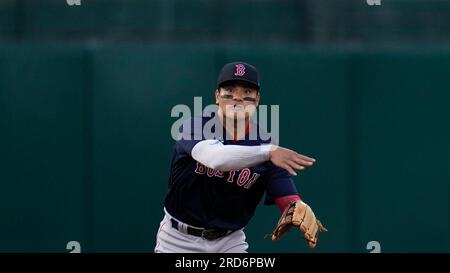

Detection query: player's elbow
xmin=192 ymin=150 xmax=229 ymax=171
xmin=204 ymin=159 xmax=233 ymax=172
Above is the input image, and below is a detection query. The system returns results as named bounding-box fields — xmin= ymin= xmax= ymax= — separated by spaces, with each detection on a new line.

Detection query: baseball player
xmin=155 ymin=62 xmax=326 ymax=253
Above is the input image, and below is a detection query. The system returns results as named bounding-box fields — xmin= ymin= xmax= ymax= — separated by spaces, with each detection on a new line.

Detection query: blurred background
xmin=1 ymin=0 xmax=450 ymax=253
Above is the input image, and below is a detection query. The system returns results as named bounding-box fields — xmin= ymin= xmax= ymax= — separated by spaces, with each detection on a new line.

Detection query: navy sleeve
xmin=264 ymin=165 xmax=299 ymax=205
xmin=175 ymin=117 xmax=204 ymax=156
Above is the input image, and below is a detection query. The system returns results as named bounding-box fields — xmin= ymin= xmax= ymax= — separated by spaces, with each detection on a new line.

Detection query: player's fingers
xmin=296 ymin=153 xmax=316 ymax=163
xmin=281 ymin=163 xmax=297 ymax=176
xmin=287 ymin=160 xmax=305 ymax=171
xmin=292 ymin=155 xmax=314 ymax=167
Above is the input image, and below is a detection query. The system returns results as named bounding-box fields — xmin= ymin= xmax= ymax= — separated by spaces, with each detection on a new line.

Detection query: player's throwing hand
xmin=268 ymin=146 xmax=316 ymax=176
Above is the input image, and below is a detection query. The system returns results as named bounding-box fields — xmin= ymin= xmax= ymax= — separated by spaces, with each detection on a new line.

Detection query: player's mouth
xmin=232 ymin=104 xmax=245 ymax=111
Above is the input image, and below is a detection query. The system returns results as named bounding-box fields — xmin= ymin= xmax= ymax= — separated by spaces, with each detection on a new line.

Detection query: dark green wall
xmin=0 ymin=45 xmax=88 ymax=252
xmin=1 ymin=44 xmax=449 ymax=252
xmin=2 ymin=0 xmax=450 ymax=46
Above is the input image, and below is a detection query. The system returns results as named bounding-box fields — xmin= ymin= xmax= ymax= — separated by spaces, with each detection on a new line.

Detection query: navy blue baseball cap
xmin=217 ymin=62 xmax=260 ymax=90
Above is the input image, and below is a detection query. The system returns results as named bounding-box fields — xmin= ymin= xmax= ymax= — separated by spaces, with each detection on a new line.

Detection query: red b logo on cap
xmin=234 ymin=64 xmax=246 ymax=76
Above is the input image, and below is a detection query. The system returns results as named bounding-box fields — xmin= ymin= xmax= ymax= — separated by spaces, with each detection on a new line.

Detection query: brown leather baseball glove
xmin=271 ymin=200 xmax=327 ymax=248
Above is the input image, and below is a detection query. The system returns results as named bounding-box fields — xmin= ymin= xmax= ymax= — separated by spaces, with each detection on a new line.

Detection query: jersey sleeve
xmin=264 ymin=164 xmax=299 ymax=205
xmin=175 ymin=117 xmax=204 ymax=156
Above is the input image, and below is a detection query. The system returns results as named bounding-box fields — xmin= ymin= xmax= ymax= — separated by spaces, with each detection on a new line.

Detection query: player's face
xmin=215 ymin=81 xmax=260 ymax=120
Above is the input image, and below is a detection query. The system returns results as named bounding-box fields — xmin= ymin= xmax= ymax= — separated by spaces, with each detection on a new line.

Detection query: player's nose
xmin=233 ymin=95 xmax=244 ymax=102
xmin=232 ymin=88 xmax=245 ymax=101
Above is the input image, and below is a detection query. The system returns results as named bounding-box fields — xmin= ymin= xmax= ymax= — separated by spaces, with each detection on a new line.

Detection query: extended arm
xmin=191 ymin=139 xmax=316 ymax=175
xmin=191 ymin=139 xmax=272 ymax=171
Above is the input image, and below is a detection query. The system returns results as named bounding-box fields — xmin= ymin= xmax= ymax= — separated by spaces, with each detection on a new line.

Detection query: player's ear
xmin=255 ymin=91 xmax=260 ymax=106
xmin=215 ymin=89 xmax=220 ymax=105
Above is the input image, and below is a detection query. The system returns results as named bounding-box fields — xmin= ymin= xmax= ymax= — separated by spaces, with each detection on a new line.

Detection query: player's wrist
xmin=261 ymin=144 xmax=276 ymax=161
